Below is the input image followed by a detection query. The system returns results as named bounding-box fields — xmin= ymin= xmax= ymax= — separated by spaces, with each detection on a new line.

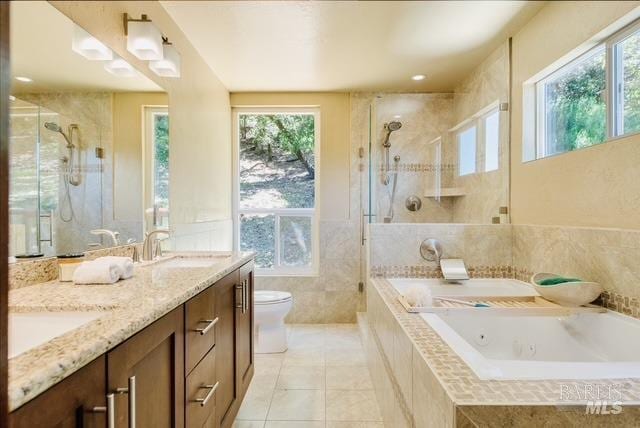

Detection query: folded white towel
xmin=94 ymin=256 xmax=134 ymax=279
xmin=72 ymin=261 xmax=121 ymax=284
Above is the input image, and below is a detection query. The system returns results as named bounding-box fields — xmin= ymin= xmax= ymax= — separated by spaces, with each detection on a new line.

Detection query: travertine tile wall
xmin=513 ymin=224 xmax=640 ymax=317
xmin=368 ymin=223 xmax=513 ymax=275
xmin=373 ymin=93 xmax=455 ymax=223
xmin=368 ymin=222 xmax=640 ymax=317
xmin=450 ymin=42 xmax=510 ymax=224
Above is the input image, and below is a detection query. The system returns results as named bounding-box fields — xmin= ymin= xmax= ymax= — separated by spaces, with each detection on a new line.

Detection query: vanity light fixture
xmin=72 ymin=24 xmax=113 ymax=60
xmin=124 ymin=13 xmax=164 ymax=61
xmin=104 ymin=55 xmax=137 ymax=77
xmin=412 ymin=74 xmax=426 ymax=81
xmin=9 ymin=95 xmax=16 ymax=101
xmin=149 ymin=40 xmax=181 ymax=78
xmin=15 ymin=76 xmax=33 ymax=83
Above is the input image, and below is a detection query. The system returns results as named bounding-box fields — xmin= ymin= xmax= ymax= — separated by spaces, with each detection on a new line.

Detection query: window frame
xmin=232 ymin=107 xmax=320 ymax=277
xmin=481 ymin=107 xmax=500 ymax=172
xmin=531 ymin=18 xmax=640 ymax=161
xmin=451 ymin=101 xmax=501 ymax=177
xmin=456 ymin=123 xmax=478 ymax=177
xmin=143 ymin=106 xmax=169 ymax=232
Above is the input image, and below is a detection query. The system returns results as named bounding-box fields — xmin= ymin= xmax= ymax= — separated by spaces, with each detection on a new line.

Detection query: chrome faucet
xmin=142 ymin=229 xmax=170 ymax=261
xmin=90 ymin=229 xmax=120 ymax=246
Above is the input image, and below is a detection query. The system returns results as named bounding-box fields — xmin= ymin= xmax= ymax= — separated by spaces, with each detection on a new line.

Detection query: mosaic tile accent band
xmin=370 ymin=264 xmax=514 ymax=279
xmin=376 ymin=163 xmax=457 ymax=173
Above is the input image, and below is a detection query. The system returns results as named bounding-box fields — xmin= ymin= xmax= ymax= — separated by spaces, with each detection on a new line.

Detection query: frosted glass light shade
xmin=72 ymin=25 xmax=113 ymax=60
xmin=104 ymin=56 xmax=137 ymax=77
xmin=127 ymin=20 xmax=164 ymax=60
xmin=149 ymin=44 xmax=181 ymax=78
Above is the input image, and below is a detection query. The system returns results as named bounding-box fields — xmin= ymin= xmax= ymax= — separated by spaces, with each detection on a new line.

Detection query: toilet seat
xmin=254 ymin=290 xmax=292 ymax=305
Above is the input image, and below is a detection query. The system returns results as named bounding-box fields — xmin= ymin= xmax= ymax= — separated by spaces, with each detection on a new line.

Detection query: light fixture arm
xmin=123 ymin=13 xmax=152 ymax=36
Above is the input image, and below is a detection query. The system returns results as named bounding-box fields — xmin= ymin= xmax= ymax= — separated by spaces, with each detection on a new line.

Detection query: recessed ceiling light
xmin=411 ymin=74 xmax=426 ymax=81
xmin=15 ymin=76 xmax=32 ymax=83
xmin=394 ymin=115 xmax=401 ymax=119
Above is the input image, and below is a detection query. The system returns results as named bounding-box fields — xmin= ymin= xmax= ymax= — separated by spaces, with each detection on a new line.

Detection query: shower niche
xmin=9 ymin=1 xmax=169 ymax=257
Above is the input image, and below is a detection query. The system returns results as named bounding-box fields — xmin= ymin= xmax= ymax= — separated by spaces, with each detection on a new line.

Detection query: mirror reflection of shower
xmin=44 ymin=122 xmax=80 ymax=222
xmin=382 ymin=121 xmax=402 ymax=185
xmin=381 ymin=121 xmax=402 ymax=223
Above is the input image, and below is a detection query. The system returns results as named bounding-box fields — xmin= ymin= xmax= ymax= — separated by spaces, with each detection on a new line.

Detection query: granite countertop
xmin=370 ymin=277 xmax=640 ymax=406
xmin=8 ymin=251 xmax=255 ymax=412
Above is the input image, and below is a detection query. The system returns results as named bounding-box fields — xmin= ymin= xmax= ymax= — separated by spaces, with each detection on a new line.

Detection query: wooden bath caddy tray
xmin=397 ymin=294 xmax=606 ymax=315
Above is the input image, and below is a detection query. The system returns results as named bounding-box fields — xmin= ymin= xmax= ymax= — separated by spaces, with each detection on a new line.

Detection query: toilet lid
xmin=254 ymin=290 xmax=292 ymax=305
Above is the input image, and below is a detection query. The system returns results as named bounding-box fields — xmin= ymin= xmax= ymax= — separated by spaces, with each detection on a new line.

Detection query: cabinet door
xmin=107 ymin=306 xmax=184 ymax=428
xmin=214 ymin=270 xmax=239 ymax=428
xmin=10 ymin=355 xmax=107 ymax=428
xmin=236 ymin=262 xmax=254 ymax=397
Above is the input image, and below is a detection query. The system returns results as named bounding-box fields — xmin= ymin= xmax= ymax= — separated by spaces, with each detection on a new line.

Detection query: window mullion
xmin=274 ymin=213 xmax=281 ymax=270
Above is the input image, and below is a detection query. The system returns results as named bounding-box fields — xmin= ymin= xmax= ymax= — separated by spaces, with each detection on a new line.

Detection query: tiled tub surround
xmin=368 ymin=223 xmax=640 ymax=319
xmin=8 ymin=251 xmax=254 ymax=411
xmin=364 ymin=278 xmax=640 ymax=427
xmin=8 ymin=243 xmax=141 ymax=289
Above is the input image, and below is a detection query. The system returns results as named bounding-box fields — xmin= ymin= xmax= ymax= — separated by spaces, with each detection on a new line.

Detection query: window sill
xmin=256 ymin=269 xmax=319 ymax=278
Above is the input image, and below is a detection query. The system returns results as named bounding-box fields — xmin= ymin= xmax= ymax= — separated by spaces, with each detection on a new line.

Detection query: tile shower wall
xmin=373 ymin=93 xmax=455 ymax=223
xmin=450 ymin=42 xmax=510 ymax=224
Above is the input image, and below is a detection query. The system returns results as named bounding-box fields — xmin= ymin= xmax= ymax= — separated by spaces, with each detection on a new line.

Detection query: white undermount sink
xmin=9 ymin=311 xmax=103 ymax=359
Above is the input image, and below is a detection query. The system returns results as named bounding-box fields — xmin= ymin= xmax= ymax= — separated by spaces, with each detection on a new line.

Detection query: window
xmin=234 ymin=109 xmax=319 ymax=275
xmin=458 ymin=126 xmax=476 ymax=176
xmin=484 ymin=109 xmax=500 ymax=172
xmin=613 ymin=23 xmax=640 ymax=136
xmin=537 ymin=46 xmax=606 ymax=157
xmin=530 ymin=19 xmax=640 ymax=160
xmin=144 ymin=107 xmax=169 ymax=230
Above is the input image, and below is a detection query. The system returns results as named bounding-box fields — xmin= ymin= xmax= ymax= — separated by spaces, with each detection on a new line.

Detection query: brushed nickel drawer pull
xmin=91 ymin=393 xmax=115 ymax=428
xmin=235 ymin=284 xmax=244 ymax=309
xmin=193 ymin=381 xmax=219 ymax=407
xmin=115 ymin=376 xmax=136 ymax=428
xmin=194 ymin=317 xmax=219 ymax=335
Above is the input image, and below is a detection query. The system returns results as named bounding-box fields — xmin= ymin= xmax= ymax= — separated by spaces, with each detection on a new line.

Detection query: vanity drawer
xmin=186 ymin=346 xmax=217 ymax=428
xmin=185 ymin=284 xmax=217 ymax=374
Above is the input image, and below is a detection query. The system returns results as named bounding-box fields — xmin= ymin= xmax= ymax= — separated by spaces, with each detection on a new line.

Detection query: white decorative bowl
xmin=530 ymin=273 xmax=603 ymax=307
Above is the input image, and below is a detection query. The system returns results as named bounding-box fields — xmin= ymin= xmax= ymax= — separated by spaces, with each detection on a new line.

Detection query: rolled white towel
xmin=404 ymin=286 xmax=433 ymax=307
xmin=72 ymin=261 xmax=121 ymax=284
xmin=94 ymin=256 xmax=134 ymax=279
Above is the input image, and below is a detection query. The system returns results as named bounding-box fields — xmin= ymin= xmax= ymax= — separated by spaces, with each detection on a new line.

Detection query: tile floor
xmin=233 ymin=324 xmax=384 ymax=428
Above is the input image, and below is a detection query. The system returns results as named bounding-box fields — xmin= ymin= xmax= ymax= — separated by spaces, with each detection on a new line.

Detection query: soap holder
xmin=530 ymin=273 xmax=603 ymax=307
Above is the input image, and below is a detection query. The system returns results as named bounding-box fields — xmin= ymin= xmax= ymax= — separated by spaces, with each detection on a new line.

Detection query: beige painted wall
xmin=51 ymin=1 xmax=233 ymax=249
xmin=112 ymin=92 xmax=168 ymax=223
xmin=511 ymin=1 xmax=640 ymax=229
xmin=230 ymin=92 xmax=351 ymax=220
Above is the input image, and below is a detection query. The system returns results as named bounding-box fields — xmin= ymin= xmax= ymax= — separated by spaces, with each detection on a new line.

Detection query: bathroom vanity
xmin=8 ymin=252 xmax=254 ymax=428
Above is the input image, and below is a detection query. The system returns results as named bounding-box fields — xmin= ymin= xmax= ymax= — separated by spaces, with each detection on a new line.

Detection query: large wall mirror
xmin=9 ymin=1 xmax=169 ymax=258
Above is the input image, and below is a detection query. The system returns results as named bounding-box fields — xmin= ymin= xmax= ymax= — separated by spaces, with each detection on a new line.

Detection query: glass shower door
xmin=9 ymin=99 xmax=41 ymax=256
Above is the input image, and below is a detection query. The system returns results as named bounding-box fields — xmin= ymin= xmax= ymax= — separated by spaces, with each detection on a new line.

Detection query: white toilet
xmin=254 ymin=290 xmax=293 ymax=353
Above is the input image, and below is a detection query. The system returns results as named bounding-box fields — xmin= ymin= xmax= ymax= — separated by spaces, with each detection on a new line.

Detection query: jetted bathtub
xmin=421 ymin=311 xmax=640 ymax=380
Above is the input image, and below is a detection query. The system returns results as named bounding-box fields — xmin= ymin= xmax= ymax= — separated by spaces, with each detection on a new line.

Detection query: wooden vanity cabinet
xmin=107 ymin=306 xmax=185 ymax=428
xmin=236 ymin=262 xmax=254 ymax=397
xmin=9 ymin=355 xmax=107 ymax=428
xmin=9 ymin=262 xmax=254 ymax=428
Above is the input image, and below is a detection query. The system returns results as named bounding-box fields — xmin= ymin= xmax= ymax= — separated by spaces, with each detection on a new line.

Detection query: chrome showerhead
xmin=44 ymin=122 xmax=62 ymax=132
xmin=386 ymin=121 xmax=402 ymax=132
xmin=382 ymin=121 xmax=402 ymax=148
